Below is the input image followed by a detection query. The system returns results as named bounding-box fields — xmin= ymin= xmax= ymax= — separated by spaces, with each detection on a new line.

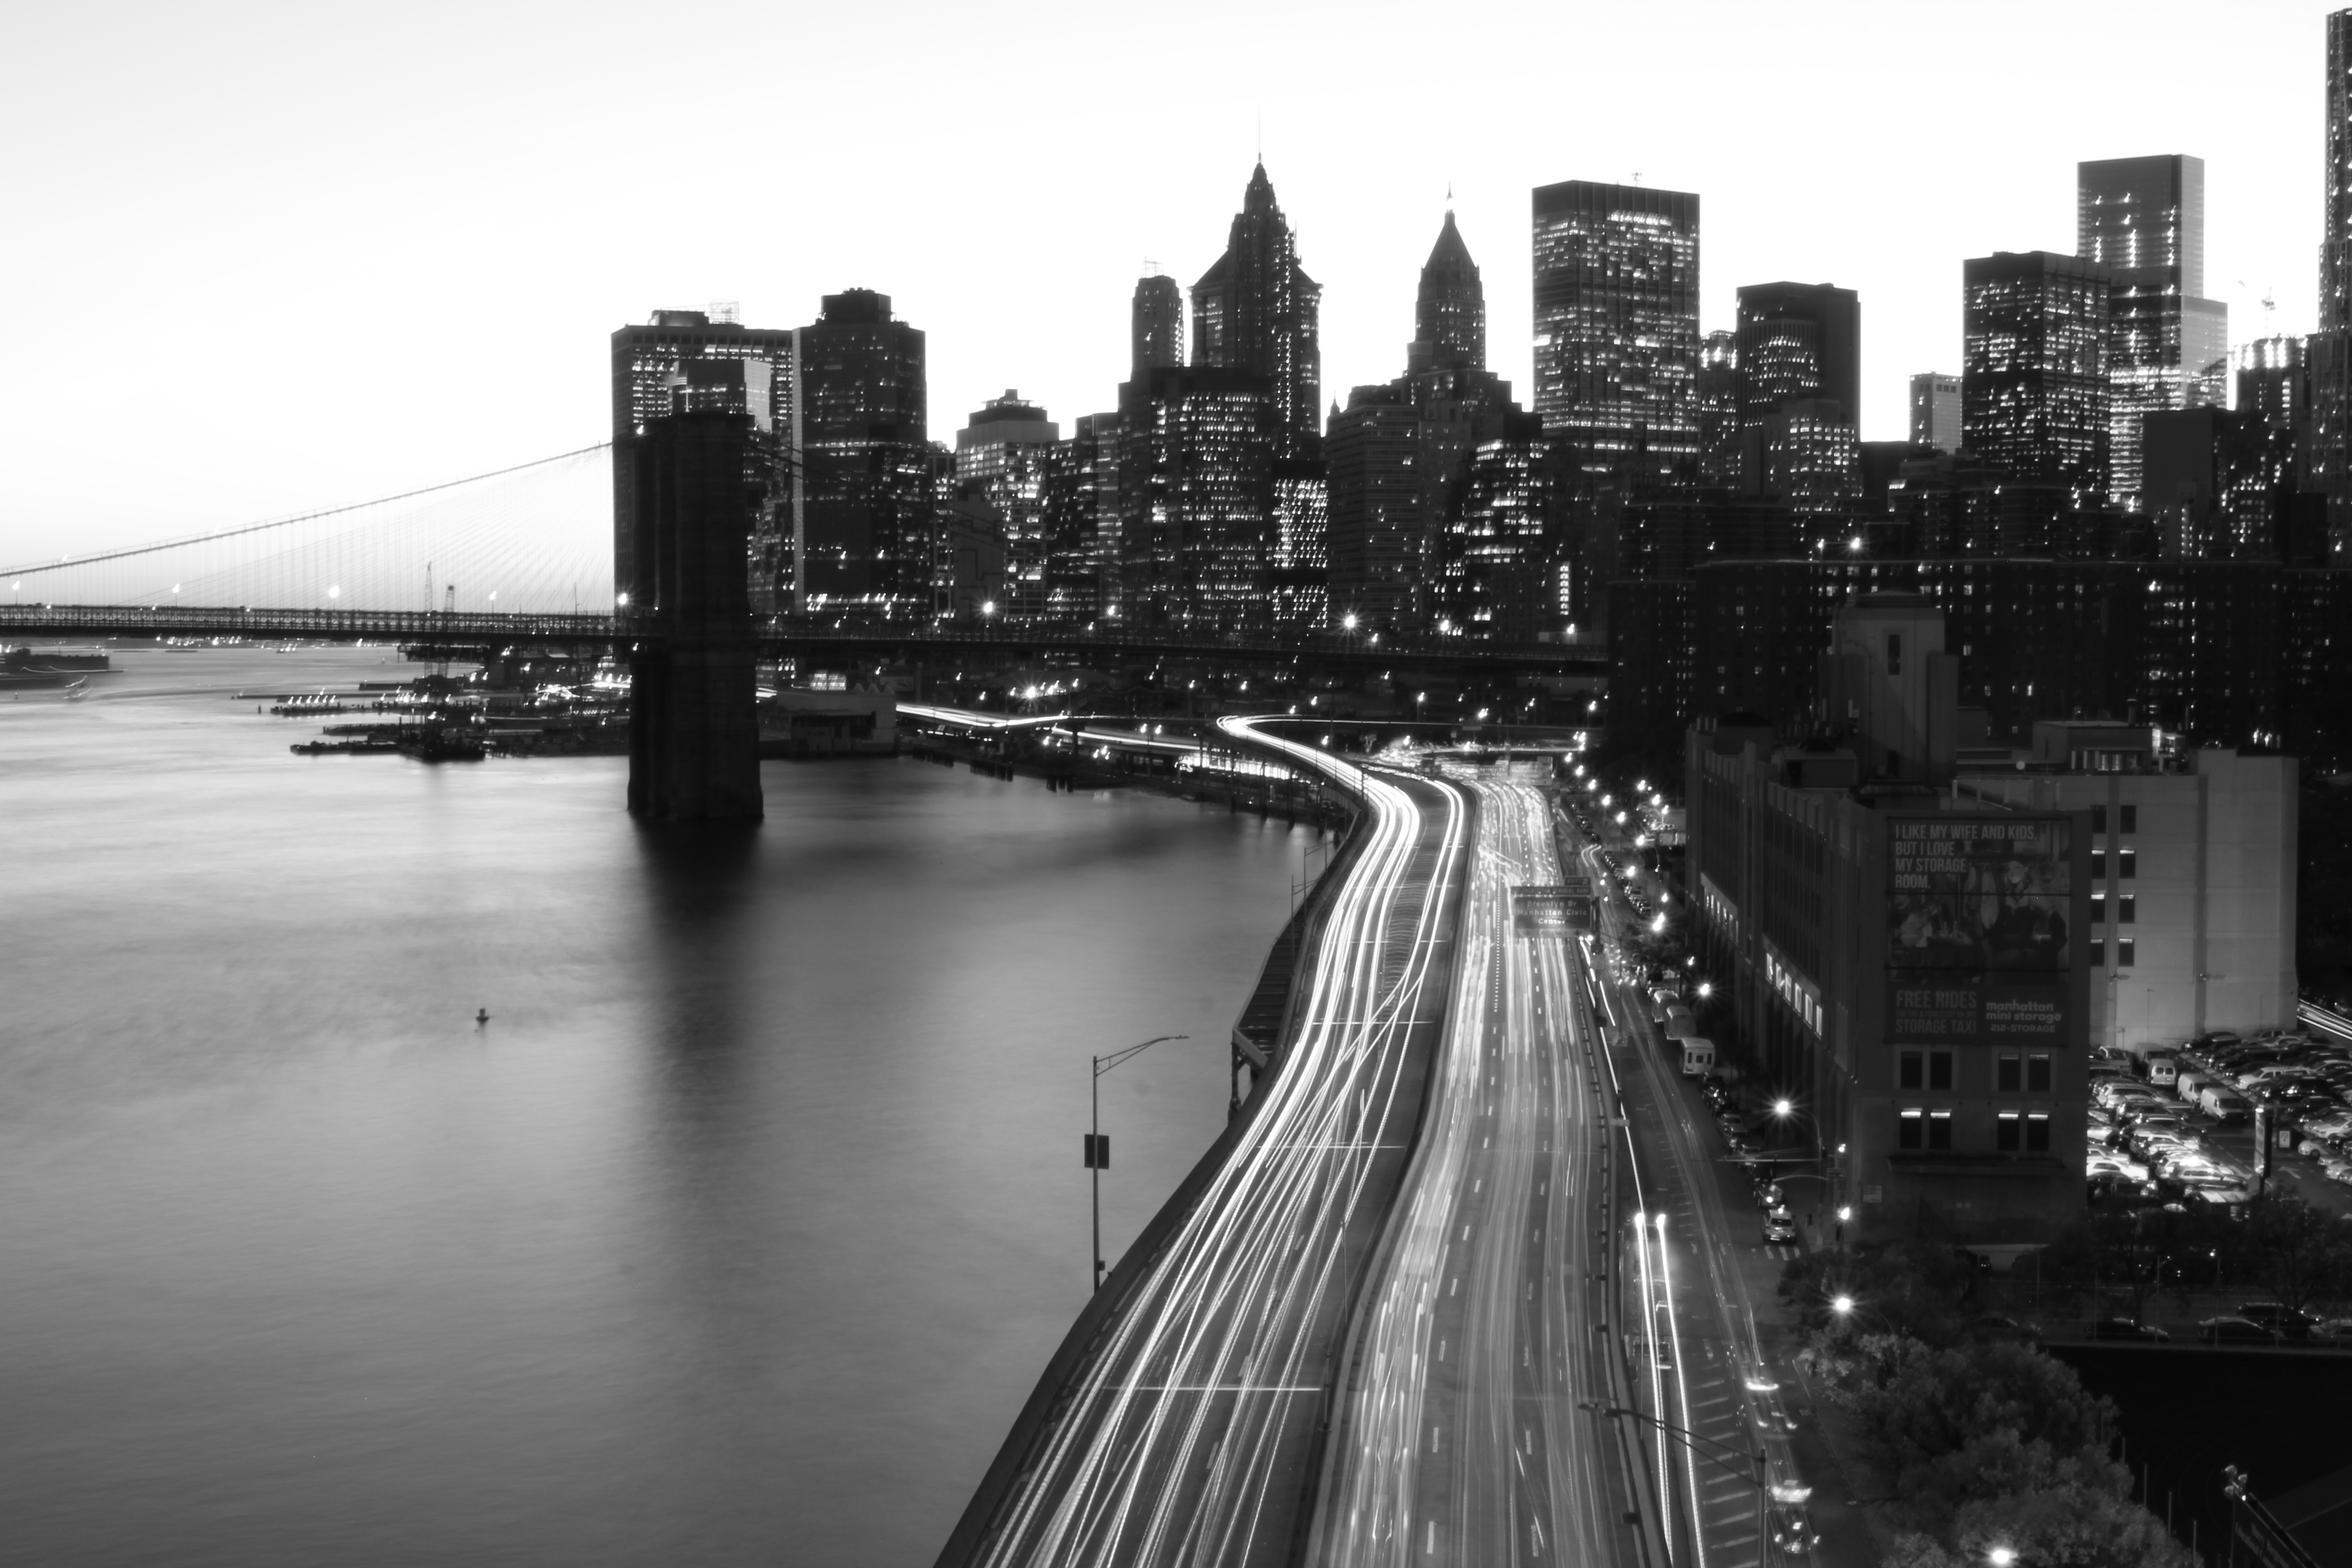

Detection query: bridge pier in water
xmin=625 ymin=410 xmax=762 ymax=822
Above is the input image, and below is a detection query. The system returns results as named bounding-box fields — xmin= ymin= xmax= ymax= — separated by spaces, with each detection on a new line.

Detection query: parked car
xmin=2196 ymin=1316 xmax=2285 ymax=1345
xmin=2309 ymin=1318 xmax=2352 ymax=1344
xmin=2239 ymin=1303 xmax=2321 ymax=1340
xmin=1973 ymin=1313 xmax=2043 ymax=1342
xmin=2090 ymin=1317 xmax=2171 ymax=1342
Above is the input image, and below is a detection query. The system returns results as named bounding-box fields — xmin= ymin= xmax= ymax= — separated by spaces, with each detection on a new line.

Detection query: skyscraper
xmin=1043 ymin=412 xmax=1121 ymax=620
xmin=1909 ymin=373 xmax=1961 ymax=452
xmin=2317 ymin=11 xmax=2352 ymax=548
xmin=955 ymin=391 xmax=1059 ymax=620
xmin=2228 ymin=336 xmax=2327 ymax=563
xmin=1117 ymin=366 xmax=1279 ymax=635
xmin=1962 ymin=251 xmax=2112 ymax=510
xmin=1324 ymin=209 xmax=1526 ymax=633
xmin=1733 ymin=282 xmax=1860 ymax=427
xmin=1269 ymin=456 xmax=1330 ymax=636
xmin=610 ymin=308 xmax=795 ymax=609
xmin=1408 ymin=209 xmax=1485 ymax=372
xmin=796 ymin=289 xmax=931 ymax=620
xmin=1439 ymin=413 xmax=1556 ymax=640
xmin=1732 ymin=281 xmax=1860 ymax=505
xmin=1697 ymin=331 xmax=1739 ymax=489
xmin=1191 ymin=163 xmax=1323 ymax=454
xmin=1325 ymin=387 xmax=1424 ymax=629
xmin=2077 ymin=155 xmax=2228 ymax=511
xmin=1132 ymin=274 xmax=1184 ymax=379
xmin=2238 ymin=335 xmax=2312 ymax=476
xmin=1530 ymin=180 xmax=1701 ymax=485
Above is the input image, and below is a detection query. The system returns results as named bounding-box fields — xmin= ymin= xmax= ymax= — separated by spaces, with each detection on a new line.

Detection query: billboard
xmin=1885 ymin=817 xmax=2072 ymax=1045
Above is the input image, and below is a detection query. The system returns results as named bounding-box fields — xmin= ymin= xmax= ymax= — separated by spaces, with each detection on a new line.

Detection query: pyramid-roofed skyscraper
xmin=1409 ymin=208 xmax=1485 ymax=372
xmin=1191 ymin=162 xmax=1323 ymax=455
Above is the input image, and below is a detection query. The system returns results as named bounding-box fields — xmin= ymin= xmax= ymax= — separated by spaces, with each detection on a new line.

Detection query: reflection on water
xmin=0 ymin=648 xmax=1312 ymax=1565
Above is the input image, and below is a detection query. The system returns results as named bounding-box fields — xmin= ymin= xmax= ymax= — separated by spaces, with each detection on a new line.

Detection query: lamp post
xmin=1578 ymin=1399 xmax=1782 ymax=1563
xmin=1828 ymin=1292 xmax=1910 ymax=1364
xmin=1086 ymin=1034 xmax=1188 ymax=1291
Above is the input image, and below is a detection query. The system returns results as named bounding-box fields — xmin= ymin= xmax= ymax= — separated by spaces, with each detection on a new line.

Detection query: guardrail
xmin=2298 ymin=1000 xmax=2352 ymax=1043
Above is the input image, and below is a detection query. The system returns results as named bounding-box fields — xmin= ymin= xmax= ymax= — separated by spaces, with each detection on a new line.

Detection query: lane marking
xmin=1118 ymin=1383 xmax=1328 ymax=1393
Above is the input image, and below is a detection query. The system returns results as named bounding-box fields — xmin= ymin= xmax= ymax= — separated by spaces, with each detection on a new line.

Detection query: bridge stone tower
xmin=626 ymin=408 xmax=763 ymax=821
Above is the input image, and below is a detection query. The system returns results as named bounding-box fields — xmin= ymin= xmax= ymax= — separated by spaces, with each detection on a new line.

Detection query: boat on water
xmin=402 ymin=725 xmax=486 ymax=763
xmin=62 ymin=679 xmax=89 ymax=702
xmin=1 ymin=645 xmax=112 ymax=689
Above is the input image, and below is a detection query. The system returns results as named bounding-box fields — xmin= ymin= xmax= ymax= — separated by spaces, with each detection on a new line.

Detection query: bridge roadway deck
xmin=1310 ymin=767 xmax=1637 ymax=1568
xmin=0 ymin=605 xmax=1603 ymax=676
xmin=938 ymin=725 xmax=1470 ymax=1568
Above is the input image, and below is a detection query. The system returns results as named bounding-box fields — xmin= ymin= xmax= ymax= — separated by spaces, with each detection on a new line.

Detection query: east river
xmin=0 ymin=647 xmax=1316 ymax=1566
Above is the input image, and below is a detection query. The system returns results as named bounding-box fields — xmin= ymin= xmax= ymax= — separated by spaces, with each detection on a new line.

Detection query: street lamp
xmin=1086 ymin=1034 xmax=1189 ymax=1290
xmin=1579 ymin=1399 xmax=1776 ymax=1558
xmin=1989 ymin=1548 xmax=2018 ymax=1568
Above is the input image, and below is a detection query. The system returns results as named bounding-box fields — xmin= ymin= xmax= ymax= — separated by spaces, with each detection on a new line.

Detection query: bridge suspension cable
xmin=6 ymin=443 xmax=616 ymax=616
xmin=0 ymin=442 xmax=612 ymax=580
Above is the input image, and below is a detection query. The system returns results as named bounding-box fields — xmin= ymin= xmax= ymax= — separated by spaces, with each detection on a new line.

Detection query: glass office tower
xmin=2078 ymin=155 xmax=2227 ymax=512
xmin=1962 ymin=251 xmax=2113 ymax=510
xmin=1531 ymin=179 xmax=1701 ymax=485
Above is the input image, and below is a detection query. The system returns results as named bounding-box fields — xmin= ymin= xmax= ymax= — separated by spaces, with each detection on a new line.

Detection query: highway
xmin=1310 ymin=764 xmax=1633 ymax=1568
xmin=945 ymin=719 xmax=1470 ymax=1568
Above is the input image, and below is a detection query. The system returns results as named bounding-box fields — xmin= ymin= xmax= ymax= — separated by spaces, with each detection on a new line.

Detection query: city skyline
xmin=3 ymin=0 xmax=2345 ymax=561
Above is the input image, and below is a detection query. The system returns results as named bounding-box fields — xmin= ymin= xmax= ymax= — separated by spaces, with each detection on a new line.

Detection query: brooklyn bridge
xmin=2 ymin=436 xmax=1601 ymax=818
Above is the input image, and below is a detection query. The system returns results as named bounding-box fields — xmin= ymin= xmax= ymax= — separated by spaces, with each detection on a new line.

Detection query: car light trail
xmin=1309 ymin=770 xmax=1620 ymax=1568
xmin=957 ymin=718 xmax=1468 ymax=1568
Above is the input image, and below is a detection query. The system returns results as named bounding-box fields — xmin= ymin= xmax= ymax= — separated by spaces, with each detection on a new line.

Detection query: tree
xmin=1886 ymin=1483 xmax=2199 ymax=1568
xmin=2229 ymin=1195 xmax=2352 ymax=1316
xmin=1851 ymin=1340 xmax=2118 ymax=1528
xmin=1782 ymin=1240 xmax=1980 ymax=1348
xmin=2041 ymin=1204 xmax=2233 ymax=1324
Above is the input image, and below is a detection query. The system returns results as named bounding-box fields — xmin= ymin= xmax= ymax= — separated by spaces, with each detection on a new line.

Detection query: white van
xmin=1681 ymin=1037 xmax=1717 ymax=1078
xmin=2174 ymin=1069 xmax=2210 ymax=1103
xmin=2144 ymin=1053 xmax=2179 ymax=1088
xmin=2199 ymin=1085 xmax=2252 ymax=1122
xmin=1663 ymin=1006 xmax=1697 ymax=1040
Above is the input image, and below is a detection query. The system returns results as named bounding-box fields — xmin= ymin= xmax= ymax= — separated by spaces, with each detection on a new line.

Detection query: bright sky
xmin=1 ymin=0 xmax=2340 ymax=562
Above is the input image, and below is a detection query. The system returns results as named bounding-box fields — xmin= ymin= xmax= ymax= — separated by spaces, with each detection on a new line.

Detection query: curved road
xmin=953 ymin=720 xmax=1470 ymax=1568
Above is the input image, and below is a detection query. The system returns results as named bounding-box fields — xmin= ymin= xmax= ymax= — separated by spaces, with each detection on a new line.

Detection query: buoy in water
xmin=476 ymin=1008 xmax=490 ymax=1026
